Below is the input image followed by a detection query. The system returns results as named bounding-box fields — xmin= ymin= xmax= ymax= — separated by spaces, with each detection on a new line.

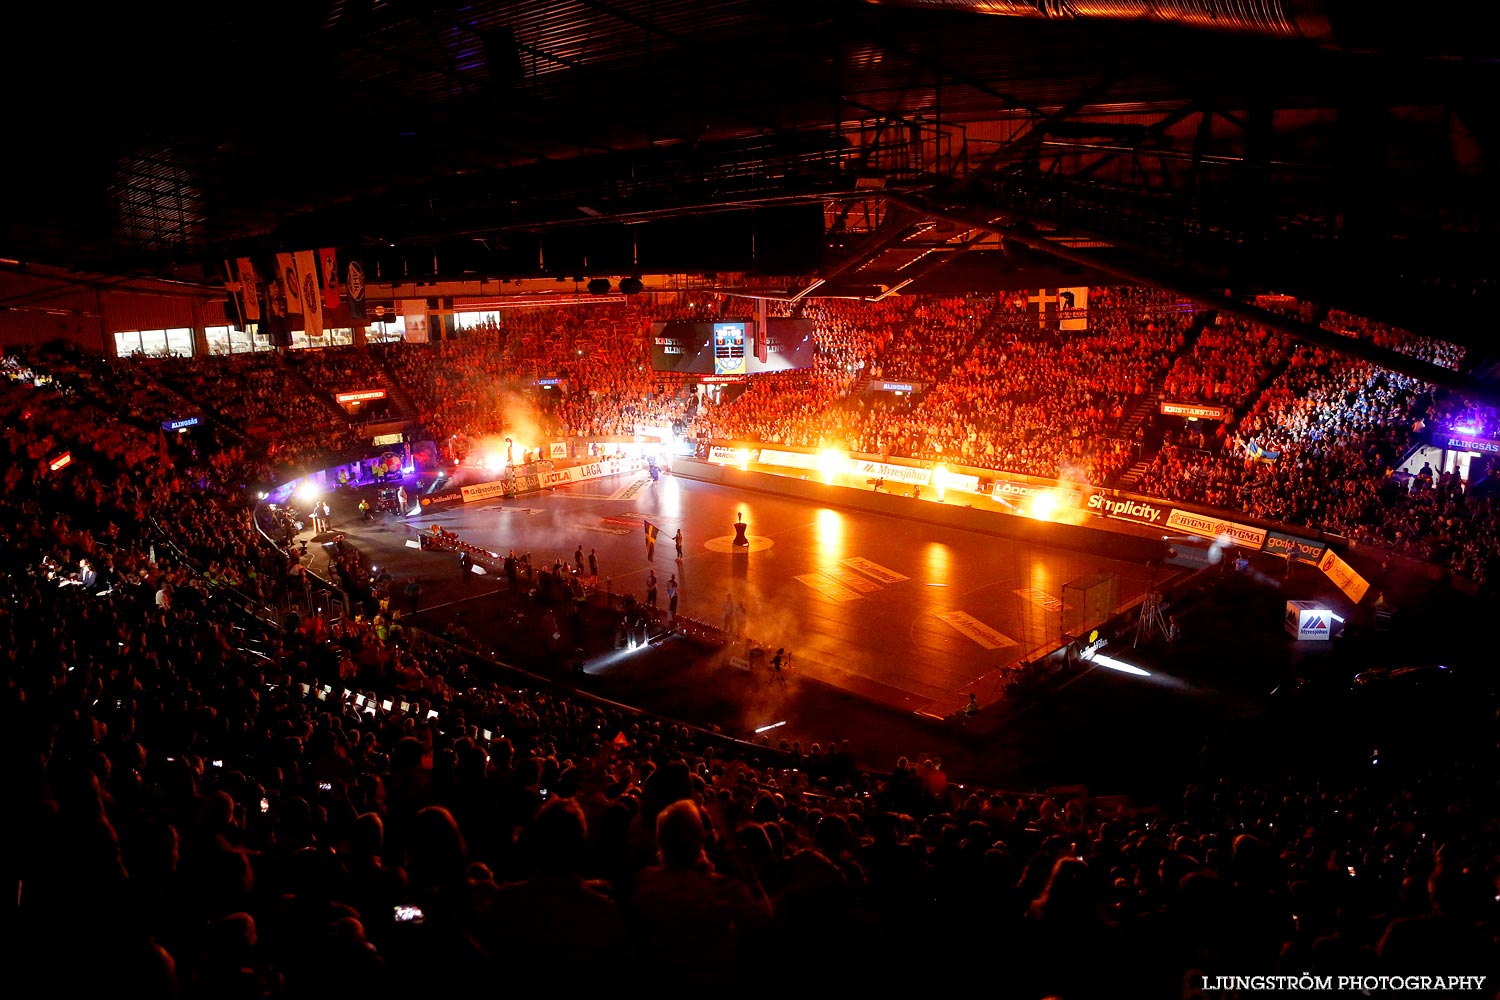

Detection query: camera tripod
xmin=1134 ymin=590 xmax=1170 ymax=648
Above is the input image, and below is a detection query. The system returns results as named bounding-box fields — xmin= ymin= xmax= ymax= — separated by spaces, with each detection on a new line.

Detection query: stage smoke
xmin=472 ymin=390 xmax=552 ymax=470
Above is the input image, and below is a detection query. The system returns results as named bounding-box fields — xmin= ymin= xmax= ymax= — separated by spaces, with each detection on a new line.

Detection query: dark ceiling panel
xmin=0 ymin=0 xmax=1492 ymax=336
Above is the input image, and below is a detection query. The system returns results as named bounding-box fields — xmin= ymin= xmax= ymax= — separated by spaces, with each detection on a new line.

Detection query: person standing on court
xmin=575 ymin=545 xmax=585 ymax=574
xmin=460 ymin=550 xmax=473 ymax=585
xmin=962 ymin=693 xmax=980 ymax=726
xmin=666 ymin=574 xmax=679 ymax=621
xmin=645 ymin=570 xmax=658 ymax=609
xmin=588 ymin=548 xmax=597 ymax=581
xmin=674 ymin=529 xmax=684 ymax=560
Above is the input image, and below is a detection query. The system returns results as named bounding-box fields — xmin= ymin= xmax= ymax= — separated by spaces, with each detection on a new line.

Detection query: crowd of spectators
xmin=862 ymin=295 xmax=988 ymax=382
xmin=1139 ymin=346 xmax=1409 ymax=510
xmin=381 ymin=339 xmax=513 ymax=443
xmin=51 ymin=281 xmax=1500 ymax=591
xmin=1134 ymin=342 xmax=1500 ymax=584
xmin=877 ymin=300 xmax=1187 ymax=480
xmin=768 ymin=297 xmax=887 ymax=378
xmin=694 ymin=289 xmax=1190 ymax=484
xmin=289 ymin=349 xmax=403 ymax=422
xmin=29 ymin=345 xmax=201 ymax=428
xmin=540 ymin=302 xmax=696 ymax=440
xmin=1324 ymin=308 xmax=1468 ymax=371
xmin=1161 ymin=316 xmax=1291 ymax=410
xmin=5 ymin=359 xmax=1497 ymax=995
xmin=689 ymin=294 xmax=991 ymax=450
xmin=150 ymin=353 xmax=361 ymax=473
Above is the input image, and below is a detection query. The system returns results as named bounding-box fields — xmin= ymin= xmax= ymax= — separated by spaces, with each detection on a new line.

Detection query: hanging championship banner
xmin=236 ymin=258 xmax=261 ymax=322
xmin=264 ymin=280 xmax=289 ymax=345
xmin=320 ymin=248 xmax=340 ymax=310
xmin=346 ymin=261 xmax=366 ymax=319
xmin=277 ymin=253 xmax=302 ymax=314
xmin=222 ymin=261 xmax=246 ymax=328
xmin=294 ymin=250 xmax=322 ymax=338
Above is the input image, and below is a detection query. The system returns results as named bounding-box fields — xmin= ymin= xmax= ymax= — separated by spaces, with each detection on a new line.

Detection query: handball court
xmin=336 ymin=469 xmax=1166 ymax=720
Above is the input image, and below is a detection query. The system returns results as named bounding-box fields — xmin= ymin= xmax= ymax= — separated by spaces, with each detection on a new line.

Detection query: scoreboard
xmin=650 ymin=318 xmax=814 ymax=374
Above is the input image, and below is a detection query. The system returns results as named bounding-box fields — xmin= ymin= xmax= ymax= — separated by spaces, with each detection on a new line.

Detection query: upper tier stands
xmin=109 ymin=287 xmax=1500 ymax=587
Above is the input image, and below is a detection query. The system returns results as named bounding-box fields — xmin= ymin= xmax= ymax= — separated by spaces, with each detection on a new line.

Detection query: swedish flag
xmin=644 ymin=521 xmax=659 ymax=543
xmin=1245 ymin=439 xmax=1280 ymax=463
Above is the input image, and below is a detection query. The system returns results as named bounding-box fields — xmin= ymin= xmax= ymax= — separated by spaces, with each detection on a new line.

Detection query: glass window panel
xmin=206 ymin=326 xmax=232 ymax=355
xmin=366 ymin=316 xmax=404 ymax=343
xmin=114 ymin=330 xmax=143 ymax=357
xmin=164 ymin=328 xmax=193 ymax=357
xmin=454 ymin=310 xmax=500 ymax=329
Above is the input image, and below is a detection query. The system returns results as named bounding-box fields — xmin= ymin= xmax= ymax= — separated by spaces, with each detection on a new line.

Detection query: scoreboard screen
xmin=649 ymin=318 xmax=815 ymax=374
xmin=650 ymin=321 xmax=726 ymax=374
xmin=712 ymin=322 xmax=747 ymax=375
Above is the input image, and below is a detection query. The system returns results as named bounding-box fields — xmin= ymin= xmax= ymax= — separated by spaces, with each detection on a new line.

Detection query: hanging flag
xmin=320 ymin=248 xmax=340 ymax=310
xmin=265 ymin=275 xmax=291 ymax=347
xmin=1057 ymin=286 xmax=1088 ymax=331
xmin=1026 ymin=288 xmax=1060 ymax=330
xmin=236 ymin=258 xmax=262 ymax=322
xmin=402 ymin=299 xmax=429 ymax=342
xmin=277 ymin=253 xmax=302 ymax=314
xmin=346 ymin=261 xmax=366 ymax=319
xmin=294 ymin=250 xmax=322 ymax=338
xmin=222 ymin=260 xmax=246 ymax=330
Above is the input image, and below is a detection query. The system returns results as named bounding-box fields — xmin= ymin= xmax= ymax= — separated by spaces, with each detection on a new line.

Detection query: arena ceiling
xmin=3 ymin=0 xmax=1496 ymax=340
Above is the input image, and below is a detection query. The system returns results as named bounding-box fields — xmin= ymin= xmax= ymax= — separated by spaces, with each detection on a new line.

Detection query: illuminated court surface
xmin=401 ymin=471 xmax=1161 ymax=717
